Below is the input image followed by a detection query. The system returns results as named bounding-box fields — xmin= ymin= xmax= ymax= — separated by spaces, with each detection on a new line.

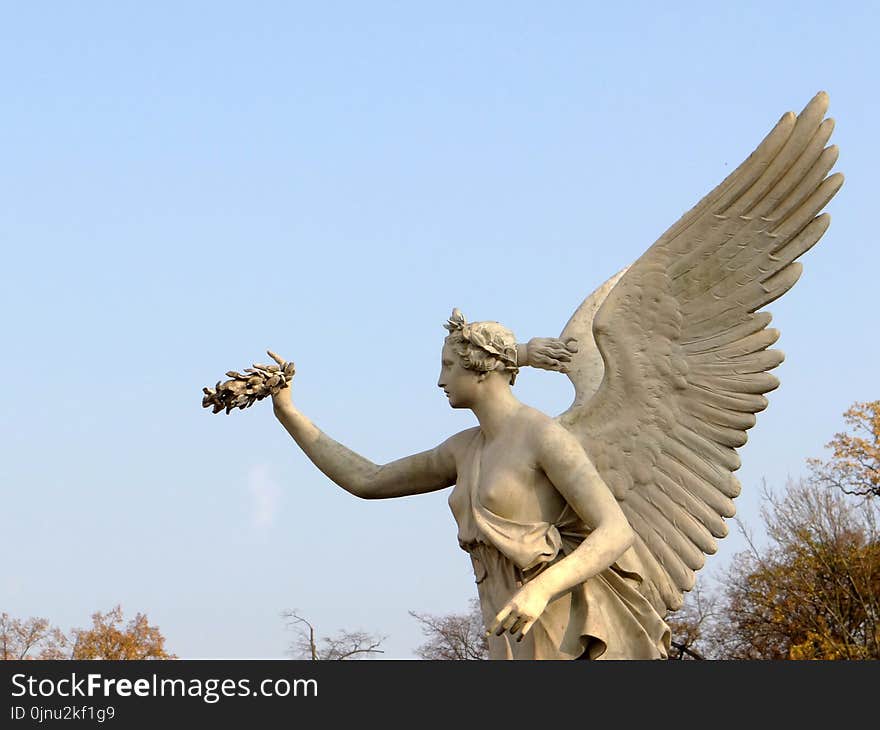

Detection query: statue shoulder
xmin=519 ymin=405 xmax=565 ymax=435
xmin=438 ymin=426 xmax=481 ymax=460
xmin=520 ymin=406 xmax=587 ymax=454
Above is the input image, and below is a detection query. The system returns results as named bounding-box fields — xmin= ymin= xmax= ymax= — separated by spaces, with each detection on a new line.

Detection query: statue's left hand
xmin=525 ymin=337 xmax=578 ymax=373
xmin=488 ymin=581 xmax=552 ymax=642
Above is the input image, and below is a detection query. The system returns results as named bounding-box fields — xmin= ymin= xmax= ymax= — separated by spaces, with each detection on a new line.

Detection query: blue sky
xmin=2 ymin=2 xmax=877 ymax=659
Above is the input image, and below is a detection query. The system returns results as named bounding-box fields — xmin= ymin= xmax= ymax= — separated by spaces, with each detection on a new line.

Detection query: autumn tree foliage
xmin=667 ymin=482 xmax=879 ymax=660
xmin=721 ymin=481 xmax=879 ymax=659
xmin=71 ymin=605 xmax=176 ymax=660
xmin=1 ymin=606 xmax=175 ymax=660
xmin=808 ymin=400 xmax=880 ymax=499
xmin=0 ymin=614 xmax=70 ymax=660
xmin=409 ymin=599 xmax=489 ymax=660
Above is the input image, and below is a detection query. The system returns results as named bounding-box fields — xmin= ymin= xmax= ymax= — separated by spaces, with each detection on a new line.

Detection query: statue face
xmin=438 ymin=342 xmax=482 ymax=409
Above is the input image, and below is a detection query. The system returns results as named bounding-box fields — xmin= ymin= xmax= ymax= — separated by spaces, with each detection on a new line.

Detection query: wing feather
xmin=656 ymin=452 xmax=736 ymax=520
xmin=685 ymin=328 xmax=780 ymax=359
xmin=680 ymin=386 xmax=768 ymax=414
xmin=679 ymin=398 xmax=757 ymax=431
xmin=623 ymin=506 xmax=696 ymax=591
xmin=746 ymin=120 xmax=835 ymax=216
xmin=629 ymin=537 xmax=681 ymax=611
xmin=681 ymin=312 xmax=774 ymax=353
xmin=687 ymin=372 xmax=780 ymax=394
xmin=771 ymin=146 xmax=838 ymax=221
xmin=689 ymin=351 xmax=786 ymax=376
xmin=678 ymin=412 xmax=749 ymax=448
xmin=728 ymin=98 xmax=827 ymax=215
xmin=624 ymin=491 xmax=707 ymax=570
xmin=773 ymin=173 xmax=844 ymax=236
xmin=675 ymin=425 xmax=742 ymax=472
xmin=639 ymin=483 xmax=718 ymax=556
xmin=653 ymin=468 xmax=726 ymax=540
xmin=771 ymin=214 xmax=831 ymax=262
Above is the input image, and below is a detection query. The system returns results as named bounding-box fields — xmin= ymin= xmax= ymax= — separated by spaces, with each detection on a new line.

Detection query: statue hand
xmin=488 ymin=580 xmax=552 ymax=642
xmin=526 ymin=337 xmax=578 ymax=373
xmin=267 ymin=350 xmax=294 ymax=410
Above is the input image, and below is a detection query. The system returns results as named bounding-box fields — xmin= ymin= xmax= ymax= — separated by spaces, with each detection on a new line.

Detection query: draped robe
xmin=448 ymin=430 xmax=670 ymax=660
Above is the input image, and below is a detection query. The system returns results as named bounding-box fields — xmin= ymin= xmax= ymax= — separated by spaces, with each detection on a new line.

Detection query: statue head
xmin=442 ymin=308 xmax=519 ymax=386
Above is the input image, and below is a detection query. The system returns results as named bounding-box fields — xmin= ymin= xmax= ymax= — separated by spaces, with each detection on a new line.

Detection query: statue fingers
xmin=489 ymin=606 xmax=512 ymax=637
xmin=540 ymin=357 xmax=569 ymax=373
xmin=518 ymin=618 xmax=537 ymax=640
xmin=267 ymin=350 xmax=286 ymax=367
xmin=267 ymin=351 xmax=296 ymax=379
xmin=496 ymin=614 xmax=517 ymax=637
xmin=548 ymin=348 xmax=572 ymax=362
xmin=532 ymin=352 xmax=556 ymax=367
xmin=493 ymin=608 xmax=521 ymax=637
xmin=508 ymin=616 xmax=526 ymax=637
xmin=541 ymin=338 xmax=575 ymax=357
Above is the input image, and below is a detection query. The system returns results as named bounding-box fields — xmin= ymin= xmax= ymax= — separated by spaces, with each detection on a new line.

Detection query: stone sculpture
xmin=204 ymin=92 xmax=843 ymax=659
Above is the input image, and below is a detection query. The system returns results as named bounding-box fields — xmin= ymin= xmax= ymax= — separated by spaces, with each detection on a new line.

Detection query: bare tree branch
xmin=282 ymin=609 xmax=385 ymax=660
xmin=409 ymin=599 xmax=488 ymax=660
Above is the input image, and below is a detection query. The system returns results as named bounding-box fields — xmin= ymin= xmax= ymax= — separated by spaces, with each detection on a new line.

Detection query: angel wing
xmin=557 ymin=91 xmax=843 ymax=614
xmin=557 ymin=265 xmax=630 ymax=412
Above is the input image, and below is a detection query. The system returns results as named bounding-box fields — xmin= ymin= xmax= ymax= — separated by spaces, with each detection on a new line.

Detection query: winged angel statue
xmin=243 ymin=92 xmax=843 ymax=659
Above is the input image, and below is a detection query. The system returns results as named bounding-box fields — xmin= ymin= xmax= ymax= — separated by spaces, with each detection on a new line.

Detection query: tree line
xmin=665 ymin=400 xmax=879 ymax=660
xmin=1 ymin=606 xmax=174 ymax=660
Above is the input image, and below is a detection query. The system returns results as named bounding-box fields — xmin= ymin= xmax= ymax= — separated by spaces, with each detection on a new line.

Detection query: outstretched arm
xmin=270 ymin=368 xmax=458 ymax=500
xmin=516 ymin=337 xmax=578 ymax=373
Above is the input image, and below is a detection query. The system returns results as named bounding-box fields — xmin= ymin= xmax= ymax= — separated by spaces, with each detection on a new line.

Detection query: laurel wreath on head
xmin=444 ymin=308 xmax=518 ymax=370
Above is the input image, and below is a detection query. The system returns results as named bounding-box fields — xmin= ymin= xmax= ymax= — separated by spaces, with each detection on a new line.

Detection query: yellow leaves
xmin=0 ymin=613 xmax=69 ymax=660
xmin=789 ymin=629 xmax=873 ymax=661
xmin=1 ymin=606 xmax=177 ymax=661
xmin=72 ymin=605 xmax=176 ymax=660
xmin=808 ymin=400 xmax=880 ymax=498
xmin=0 ymin=606 xmax=177 ymax=660
xmin=695 ymin=479 xmax=880 ymax=660
xmin=789 ymin=631 xmax=833 ymax=661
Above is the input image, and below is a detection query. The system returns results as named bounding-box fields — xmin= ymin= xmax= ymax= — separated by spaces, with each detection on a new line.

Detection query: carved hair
xmin=443 ymin=308 xmax=519 ymax=385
